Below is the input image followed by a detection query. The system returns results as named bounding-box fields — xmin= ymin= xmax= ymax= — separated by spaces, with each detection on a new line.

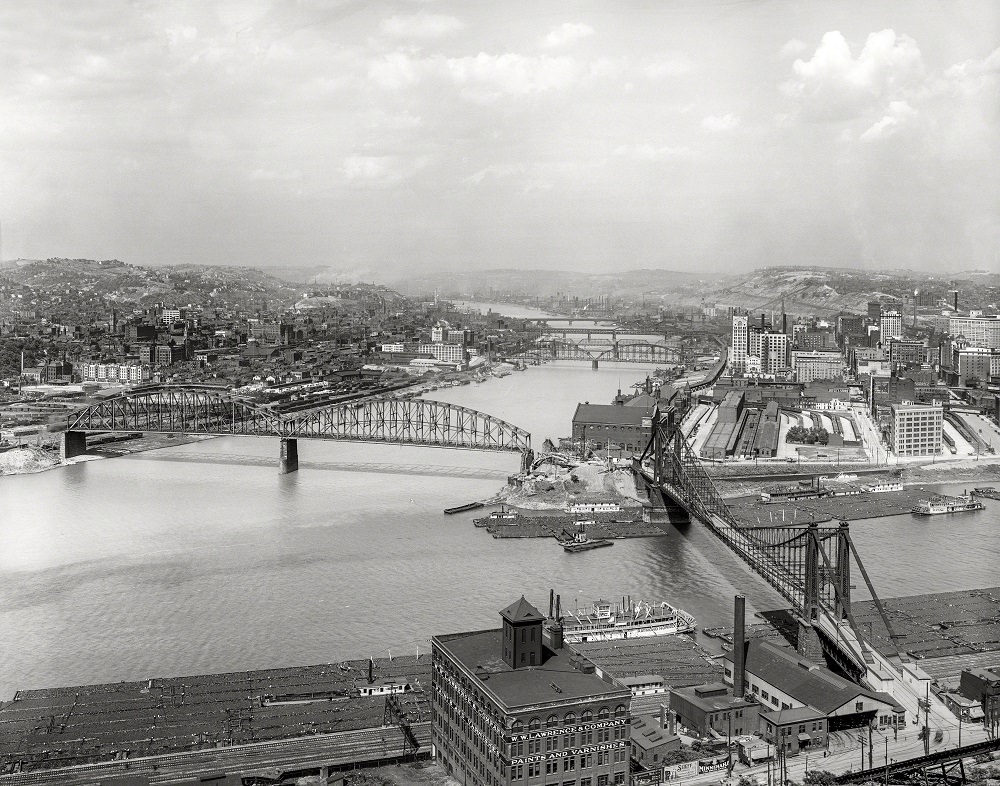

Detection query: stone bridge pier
xmin=279 ymin=438 xmax=299 ymax=474
xmin=61 ymin=430 xmax=87 ymax=460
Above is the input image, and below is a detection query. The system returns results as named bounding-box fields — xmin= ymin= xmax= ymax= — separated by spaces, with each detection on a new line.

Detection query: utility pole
xmin=868 ymin=723 xmax=874 ymax=770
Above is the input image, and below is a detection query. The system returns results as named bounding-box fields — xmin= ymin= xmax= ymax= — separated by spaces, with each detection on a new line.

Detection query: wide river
xmin=1 ymin=305 xmax=998 ymax=701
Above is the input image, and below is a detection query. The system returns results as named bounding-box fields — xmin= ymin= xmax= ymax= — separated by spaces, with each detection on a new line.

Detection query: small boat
xmin=911 ymin=493 xmax=984 ymax=515
xmin=559 ymin=520 xmax=613 ymax=553
xmin=973 ymin=487 xmax=1000 ymax=500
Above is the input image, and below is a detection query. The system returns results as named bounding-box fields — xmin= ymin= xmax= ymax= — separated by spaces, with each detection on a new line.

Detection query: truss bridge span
xmin=63 ymin=384 xmax=532 ymax=473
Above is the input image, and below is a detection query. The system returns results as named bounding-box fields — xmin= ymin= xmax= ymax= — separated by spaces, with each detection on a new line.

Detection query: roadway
xmin=0 ymin=723 xmax=431 ymax=786
xmin=664 ymin=720 xmax=991 ymax=786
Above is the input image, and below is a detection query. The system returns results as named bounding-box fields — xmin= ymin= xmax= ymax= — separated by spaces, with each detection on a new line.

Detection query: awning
xmin=798 ymin=733 xmax=812 ymax=742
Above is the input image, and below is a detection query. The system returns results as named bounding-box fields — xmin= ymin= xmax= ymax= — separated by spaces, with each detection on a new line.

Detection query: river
xmin=1 ymin=310 xmax=998 ymax=701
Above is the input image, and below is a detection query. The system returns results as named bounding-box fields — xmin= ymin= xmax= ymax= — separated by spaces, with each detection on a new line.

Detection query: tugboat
xmin=560 ymin=521 xmax=613 ymax=553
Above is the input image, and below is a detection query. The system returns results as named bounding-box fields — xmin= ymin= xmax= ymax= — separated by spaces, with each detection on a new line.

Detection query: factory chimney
xmin=733 ymin=594 xmax=747 ymax=698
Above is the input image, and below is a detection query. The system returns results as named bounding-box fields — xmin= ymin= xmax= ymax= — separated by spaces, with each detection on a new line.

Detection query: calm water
xmin=1 ymin=359 xmax=999 ymax=701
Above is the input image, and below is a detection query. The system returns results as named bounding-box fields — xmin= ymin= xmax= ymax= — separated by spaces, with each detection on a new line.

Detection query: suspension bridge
xmin=62 ymin=384 xmax=533 ymax=474
xmin=635 ymin=410 xmax=951 ymax=726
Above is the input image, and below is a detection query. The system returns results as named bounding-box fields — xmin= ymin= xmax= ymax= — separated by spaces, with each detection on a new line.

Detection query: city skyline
xmin=1 ymin=1 xmax=998 ymax=279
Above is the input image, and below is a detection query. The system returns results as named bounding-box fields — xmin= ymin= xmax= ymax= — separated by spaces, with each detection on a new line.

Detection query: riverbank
xmin=0 ymin=433 xmax=215 ymax=476
xmin=492 ymin=461 xmax=644 ymax=510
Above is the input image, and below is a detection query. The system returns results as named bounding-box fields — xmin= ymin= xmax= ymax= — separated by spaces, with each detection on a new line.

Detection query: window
xmin=614 ymin=774 xmax=625 ymax=786
xmin=547 ymin=715 xmax=559 ymax=728
xmin=856 ymin=701 xmax=864 ymax=712
xmin=598 ymin=777 xmax=609 ymax=786
xmin=581 ymin=779 xmax=592 ymax=786
xmin=581 ymin=710 xmax=593 ymax=722
xmin=761 ymin=690 xmax=769 ymax=700
xmin=512 ymin=721 xmax=523 ymax=732
xmin=529 ymin=718 xmax=541 ymax=730
xmin=614 ymin=705 xmax=626 ymax=718
xmin=771 ymin=697 xmax=779 ymax=707
xmin=565 ymin=712 xmax=577 ymax=726
xmin=565 ymin=758 xmax=575 ymax=772
xmin=546 ymin=761 xmax=558 ymax=775
xmin=598 ymin=707 xmax=610 ymax=720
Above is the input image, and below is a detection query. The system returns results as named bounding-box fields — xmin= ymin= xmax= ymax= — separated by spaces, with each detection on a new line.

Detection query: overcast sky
xmin=1 ymin=1 xmax=998 ymax=280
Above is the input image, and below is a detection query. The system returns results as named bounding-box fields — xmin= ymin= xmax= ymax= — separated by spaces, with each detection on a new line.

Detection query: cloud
xmin=368 ymin=52 xmax=423 ymax=89
xmin=541 ymin=23 xmax=594 ymax=49
xmin=643 ymin=58 xmax=693 ymax=79
xmin=444 ymin=53 xmax=580 ymax=100
xmin=701 ymin=113 xmax=741 ymax=132
xmin=341 ymin=155 xmax=429 ymax=186
xmin=784 ymin=29 xmax=924 ymax=121
xmin=779 ymin=39 xmax=807 ymax=59
xmin=613 ymin=144 xmax=694 ymax=161
xmin=464 ymin=163 xmax=527 ymax=185
xmin=859 ymin=100 xmax=917 ymax=141
xmin=381 ymin=12 xmax=463 ymax=39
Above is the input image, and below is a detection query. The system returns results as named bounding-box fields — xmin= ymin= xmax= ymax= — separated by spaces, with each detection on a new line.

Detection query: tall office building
xmin=879 ymin=311 xmax=903 ymax=342
xmin=730 ymin=314 xmax=749 ymax=373
xmin=889 ymin=402 xmax=943 ymax=457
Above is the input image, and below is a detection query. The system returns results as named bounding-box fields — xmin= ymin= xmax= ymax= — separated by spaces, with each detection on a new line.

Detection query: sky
xmin=1 ymin=1 xmax=998 ymax=280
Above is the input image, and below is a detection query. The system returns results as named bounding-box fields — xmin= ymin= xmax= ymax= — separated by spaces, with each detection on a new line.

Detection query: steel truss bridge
xmin=63 ymin=384 xmax=532 ymax=472
xmin=517 ymin=337 xmax=682 ymax=365
xmin=638 ymin=411 xmax=904 ymax=682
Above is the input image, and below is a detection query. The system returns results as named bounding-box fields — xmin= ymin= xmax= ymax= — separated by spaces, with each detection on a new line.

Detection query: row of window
xmin=511 ymin=751 xmax=627 ymax=779
xmin=512 ymin=706 xmax=627 ymax=731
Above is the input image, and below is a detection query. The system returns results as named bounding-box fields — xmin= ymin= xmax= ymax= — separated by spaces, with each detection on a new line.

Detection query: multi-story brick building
xmin=889 ymin=402 xmax=943 ymax=457
xmin=431 ymin=598 xmax=631 ymax=786
xmin=791 ymin=350 xmax=843 ymax=383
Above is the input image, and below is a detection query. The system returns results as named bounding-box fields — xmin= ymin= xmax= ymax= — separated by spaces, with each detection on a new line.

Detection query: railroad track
xmin=0 ymin=722 xmax=431 ymax=785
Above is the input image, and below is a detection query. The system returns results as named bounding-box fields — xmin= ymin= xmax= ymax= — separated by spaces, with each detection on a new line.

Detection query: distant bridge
xmin=63 ymin=384 xmax=532 ymax=473
xmin=515 ymin=338 xmax=682 ymax=366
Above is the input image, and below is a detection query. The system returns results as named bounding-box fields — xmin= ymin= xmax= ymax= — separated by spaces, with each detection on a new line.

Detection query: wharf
xmin=472 ymin=511 xmax=664 ymax=539
xmin=0 ymin=654 xmax=430 ymax=777
xmin=724 ymin=486 xmax=986 ymax=525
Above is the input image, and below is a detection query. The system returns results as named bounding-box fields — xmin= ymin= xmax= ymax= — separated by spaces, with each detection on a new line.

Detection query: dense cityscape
xmin=1 ymin=259 xmax=1000 ymax=786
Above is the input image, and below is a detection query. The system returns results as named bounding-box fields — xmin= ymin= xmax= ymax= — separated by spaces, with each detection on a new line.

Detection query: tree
xmin=802 ymin=770 xmax=838 ymax=786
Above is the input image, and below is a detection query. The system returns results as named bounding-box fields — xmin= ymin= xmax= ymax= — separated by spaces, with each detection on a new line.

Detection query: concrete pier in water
xmin=61 ymin=430 xmax=87 ymax=460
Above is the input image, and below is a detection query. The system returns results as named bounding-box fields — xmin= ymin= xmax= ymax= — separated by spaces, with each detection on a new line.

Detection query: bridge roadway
xmin=0 ymin=722 xmax=431 ymax=785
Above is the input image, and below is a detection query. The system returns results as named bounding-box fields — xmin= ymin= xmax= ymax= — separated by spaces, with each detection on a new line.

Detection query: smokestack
xmin=660 ymin=704 xmax=667 ymax=730
xmin=782 ymin=313 xmax=787 ymax=334
xmin=761 ymin=313 xmax=766 ymax=329
xmin=733 ymin=594 xmax=746 ymax=698
xmin=368 ymin=657 xmax=374 ymax=685
xmin=555 ymin=594 xmax=561 ymax=620
xmin=549 ymin=589 xmax=554 ymax=619
xmin=954 ymin=290 xmax=959 ymax=311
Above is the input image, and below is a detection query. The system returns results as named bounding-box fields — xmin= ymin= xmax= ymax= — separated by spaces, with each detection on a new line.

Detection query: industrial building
xmin=431 ymin=597 xmax=632 ymax=786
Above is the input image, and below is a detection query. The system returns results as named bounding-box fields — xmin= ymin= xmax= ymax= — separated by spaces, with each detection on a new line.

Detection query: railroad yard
xmin=0 ymin=655 xmax=430 ymax=776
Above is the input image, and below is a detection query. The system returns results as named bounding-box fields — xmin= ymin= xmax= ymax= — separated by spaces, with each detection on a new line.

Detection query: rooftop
xmin=723 ymin=640 xmax=903 ymax=714
xmin=572 ymin=402 xmax=654 ymax=427
xmin=433 ymin=628 xmax=629 ymax=710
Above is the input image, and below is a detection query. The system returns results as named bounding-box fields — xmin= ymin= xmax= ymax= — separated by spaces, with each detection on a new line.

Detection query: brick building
xmin=431 ymin=597 xmax=631 ymax=786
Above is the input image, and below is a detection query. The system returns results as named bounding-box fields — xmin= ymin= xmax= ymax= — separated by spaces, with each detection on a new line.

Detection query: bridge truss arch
xmin=66 ymin=385 xmax=531 ymax=453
